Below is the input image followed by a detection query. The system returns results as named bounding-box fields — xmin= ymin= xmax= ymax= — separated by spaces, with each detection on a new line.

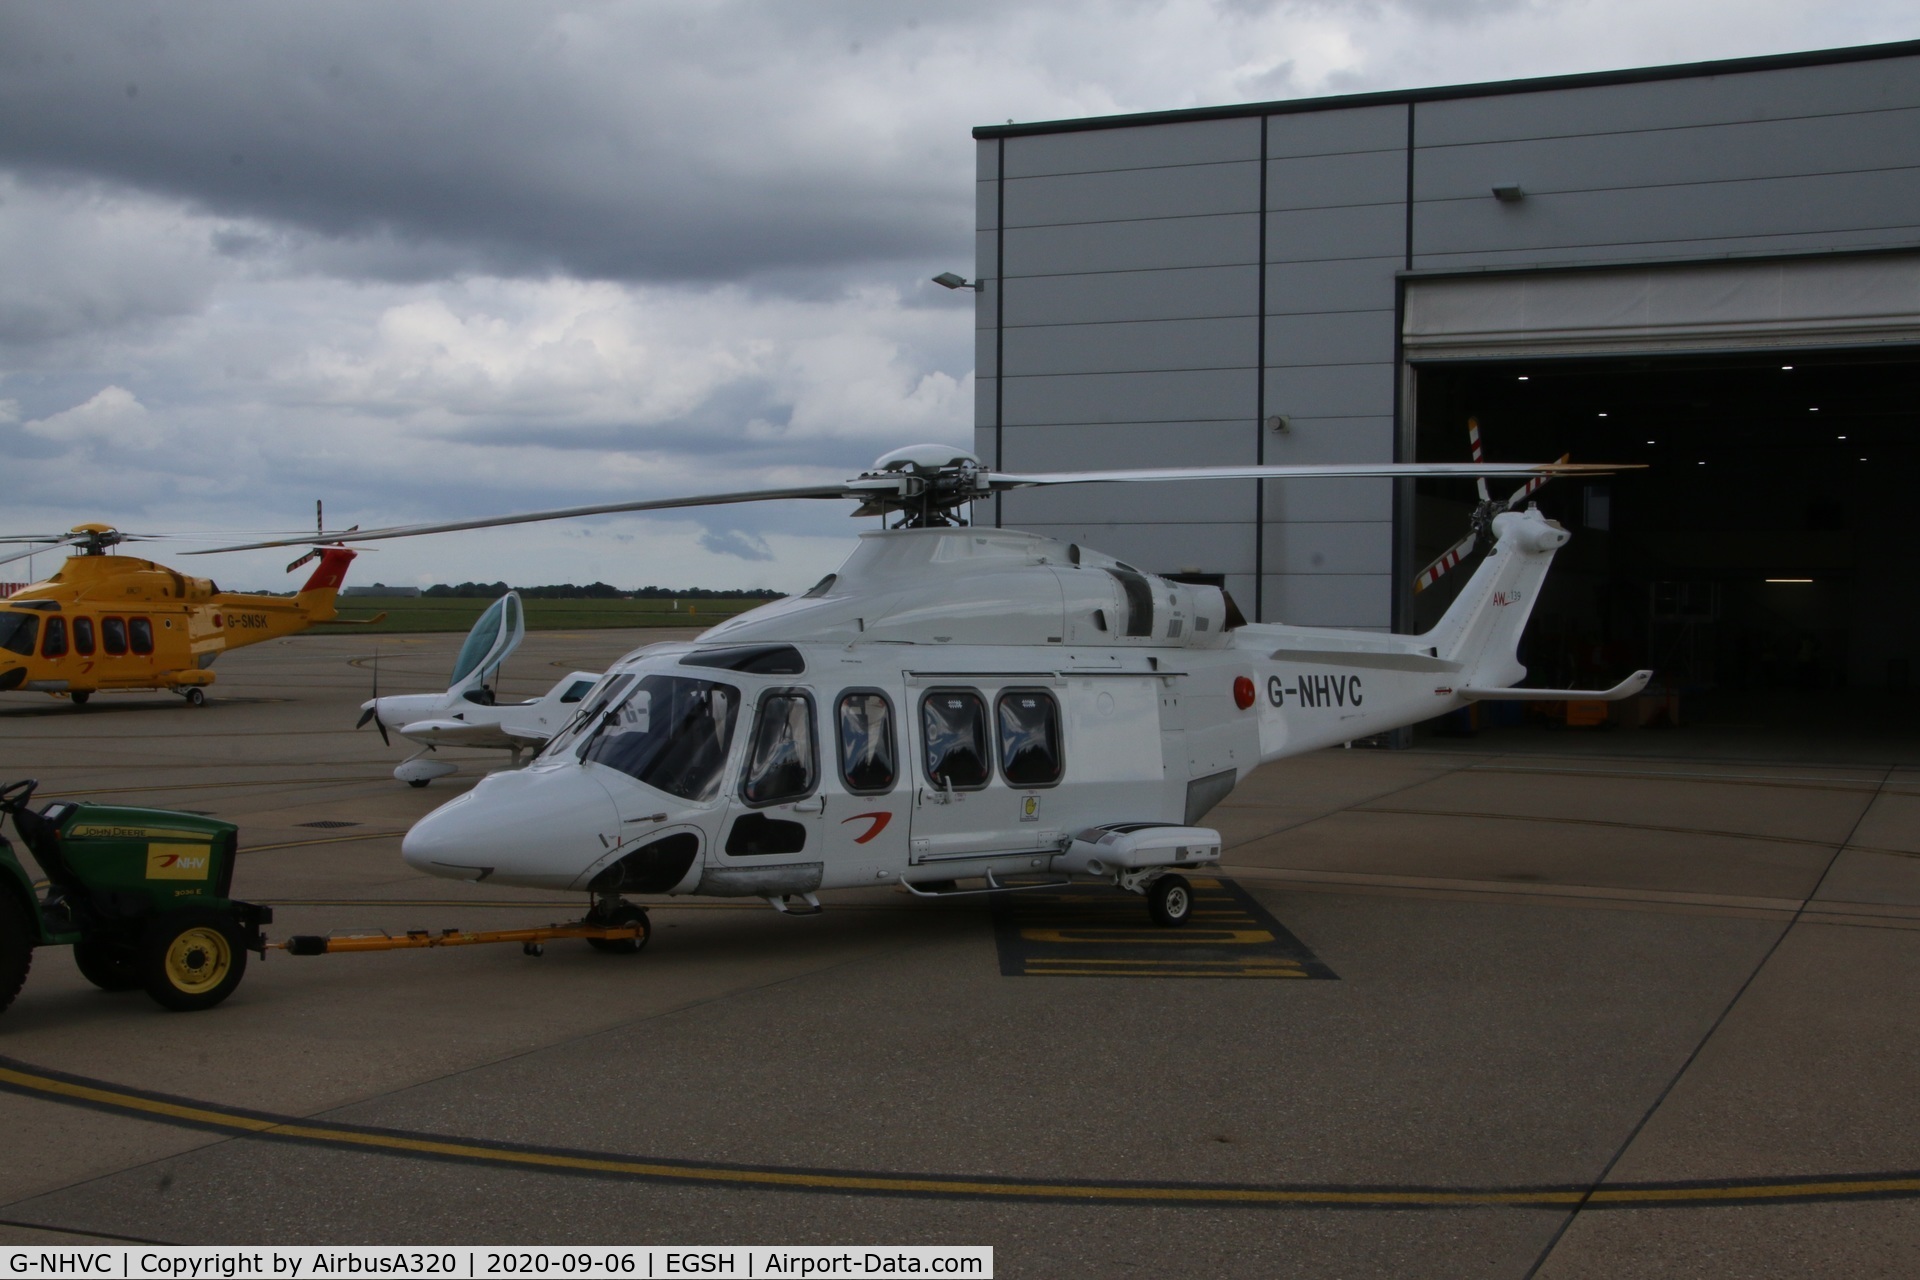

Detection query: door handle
xmin=792 ymin=795 xmax=825 ymax=815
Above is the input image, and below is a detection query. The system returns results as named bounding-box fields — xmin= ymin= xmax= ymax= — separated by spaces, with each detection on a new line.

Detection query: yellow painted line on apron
xmin=2 ymin=1061 xmax=1916 ymax=1210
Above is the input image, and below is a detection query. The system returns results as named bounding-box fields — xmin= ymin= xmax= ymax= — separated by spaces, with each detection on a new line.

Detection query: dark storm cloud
xmin=0 ymin=2 xmax=974 ymax=286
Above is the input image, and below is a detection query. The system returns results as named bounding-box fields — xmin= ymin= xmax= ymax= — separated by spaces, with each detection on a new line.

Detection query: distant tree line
xmin=414 ymin=581 xmax=784 ymax=600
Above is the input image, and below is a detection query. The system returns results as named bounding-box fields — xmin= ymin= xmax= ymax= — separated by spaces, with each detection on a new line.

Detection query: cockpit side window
xmin=0 ymin=611 xmax=38 ymax=657
xmin=921 ymin=689 xmax=990 ymax=790
xmin=837 ymin=691 xmax=897 ymax=795
xmin=581 ymin=674 xmax=740 ymax=803
xmin=741 ymin=690 xmax=818 ymax=807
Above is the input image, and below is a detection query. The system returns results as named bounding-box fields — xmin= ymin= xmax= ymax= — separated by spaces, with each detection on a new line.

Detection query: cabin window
xmin=0 ymin=612 xmax=38 ymax=657
xmin=837 ymin=691 xmax=897 ymax=795
xmin=102 ymin=617 xmax=127 ymax=655
xmin=741 ymin=690 xmax=818 ymax=807
xmin=997 ymin=690 xmax=1064 ymax=788
xmin=921 ymin=689 xmax=990 ymax=791
xmin=129 ymin=617 xmax=154 ymax=655
xmin=580 ymin=674 xmax=739 ymax=803
xmin=559 ymin=679 xmax=596 ymax=704
xmin=41 ymin=617 xmax=67 ymax=659
xmin=73 ymin=617 xmax=95 ymax=656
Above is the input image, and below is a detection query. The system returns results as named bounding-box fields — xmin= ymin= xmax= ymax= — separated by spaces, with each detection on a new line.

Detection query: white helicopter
xmin=357 ymin=591 xmax=602 ymax=787
xmin=206 ymin=445 xmax=1647 ymax=942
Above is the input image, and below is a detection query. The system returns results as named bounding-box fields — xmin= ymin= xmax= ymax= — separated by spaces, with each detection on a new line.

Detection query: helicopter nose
xmin=402 ymin=765 xmax=620 ymax=889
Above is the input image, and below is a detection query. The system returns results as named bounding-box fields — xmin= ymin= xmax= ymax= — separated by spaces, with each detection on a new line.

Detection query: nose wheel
xmin=585 ymin=899 xmax=651 ymax=954
xmin=1146 ymin=874 xmax=1193 ymax=927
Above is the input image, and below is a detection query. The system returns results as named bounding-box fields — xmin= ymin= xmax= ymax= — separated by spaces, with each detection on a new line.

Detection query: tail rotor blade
xmin=1502 ymin=452 xmax=1569 ymax=510
xmin=1414 ymin=527 xmax=1478 ymax=594
xmin=1468 ymin=417 xmax=1491 ymax=504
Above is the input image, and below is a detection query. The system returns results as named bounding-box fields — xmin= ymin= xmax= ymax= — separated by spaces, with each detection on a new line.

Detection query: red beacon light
xmin=1233 ymin=676 xmax=1256 ymax=710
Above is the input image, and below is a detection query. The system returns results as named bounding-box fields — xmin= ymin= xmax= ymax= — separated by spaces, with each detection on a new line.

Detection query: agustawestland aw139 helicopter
xmin=0 ymin=524 xmax=367 ymax=706
xmin=358 ymin=591 xmax=602 ymax=787
xmin=204 ymin=446 xmax=1649 ymax=938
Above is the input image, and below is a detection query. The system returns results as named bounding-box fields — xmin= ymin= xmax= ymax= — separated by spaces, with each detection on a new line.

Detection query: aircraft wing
xmin=395 ymin=718 xmax=552 ymax=750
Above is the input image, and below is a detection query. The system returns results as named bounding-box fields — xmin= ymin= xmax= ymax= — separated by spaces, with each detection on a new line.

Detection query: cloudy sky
xmin=1 ymin=1 xmax=1912 ymax=592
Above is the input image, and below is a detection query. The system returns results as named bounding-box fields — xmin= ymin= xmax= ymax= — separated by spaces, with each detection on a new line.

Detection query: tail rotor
xmin=1413 ymin=418 xmax=1569 ymax=595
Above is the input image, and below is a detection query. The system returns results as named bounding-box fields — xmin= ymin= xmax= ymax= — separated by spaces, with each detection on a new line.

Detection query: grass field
xmin=321 ymin=596 xmax=775 ymax=633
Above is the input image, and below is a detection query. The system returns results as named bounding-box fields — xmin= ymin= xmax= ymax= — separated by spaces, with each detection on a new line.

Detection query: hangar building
xmin=971 ymin=39 xmax=1920 ymax=723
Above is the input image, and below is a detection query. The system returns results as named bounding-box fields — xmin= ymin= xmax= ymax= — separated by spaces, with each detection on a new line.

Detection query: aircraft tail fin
xmin=294 ymin=547 xmax=357 ymax=622
xmin=1418 ymin=507 xmax=1566 ymax=690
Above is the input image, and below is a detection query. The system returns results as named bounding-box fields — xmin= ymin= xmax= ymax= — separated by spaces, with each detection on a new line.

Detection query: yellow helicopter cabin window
xmin=129 ymin=616 xmax=154 ymax=655
xmin=921 ymin=690 xmax=990 ymax=791
xmin=0 ymin=611 xmax=37 ymax=657
xmin=837 ymin=691 xmax=897 ymax=795
xmin=41 ymin=617 xmax=67 ymax=659
xmin=73 ymin=616 xmax=95 ymax=656
xmin=102 ymin=616 xmax=127 ymax=656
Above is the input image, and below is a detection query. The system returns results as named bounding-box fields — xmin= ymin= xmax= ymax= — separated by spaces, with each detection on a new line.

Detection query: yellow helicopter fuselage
xmin=0 ymin=548 xmax=356 ymax=704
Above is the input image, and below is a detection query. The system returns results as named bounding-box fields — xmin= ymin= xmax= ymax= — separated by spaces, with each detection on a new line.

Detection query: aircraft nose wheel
xmin=182 ymin=688 xmax=206 ymax=707
xmin=1147 ymin=874 xmax=1193 ymax=927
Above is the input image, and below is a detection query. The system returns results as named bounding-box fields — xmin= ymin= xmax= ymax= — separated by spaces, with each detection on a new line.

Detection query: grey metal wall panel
xmin=1005 ymin=117 xmax=1260 ymax=178
xmin=1002 ymin=369 xmax=1256 ymax=426
xmin=1261 ymin=573 xmax=1392 ymax=628
xmin=1265 ymin=255 xmax=1402 ymax=315
xmin=1265 ymin=309 xmax=1397 ymax=368
xmin=1269 ymin=149 xmax=1409 ymax=209
xmin=1003 ymin=265 xmax=1258 ymax=327
xmin=1416 ymin=107 xmax=1920 ymax=202
xmin=1004 ymin=214 xmax=1259 ymax=276
xmin=976 ymin=178 xmax=998 ymax=233
xmin=1003 ymin=316 xmax=1257 ymax=377
xmin=1266 ymin=203 xmax=1405 ymax=261
xmin=974 ymin=326 xmax=997 ymax=381
xmin=975 ymin=379 xmax=997 ymax=430
xmin=1262 ymin=414 xmax=1395 ymax=460
xmin=1002 ymin=479 xmax=1255 ymax=526
xmin=1259 ymin=476 xmax=1393 ymax=524
xmin=1263 ymin=362 xmax=1395 ymax=419
xmin=1262 ymin=520 xmax=1393 ymax=575
xmin=997 ymin=421 xmax=1257 ymax=469
xmin=1417 ymin=56 xmax=1920 ymax=146
xmin=1004 ymin=161 xmax=1260 ymax=228
xmin=1414 ymin=167 xmax=1920 ymax=267
xmin=976 ymin=229 xmax=999 ymax=282
xmin=1266 ymin=103 xmax=1405 ymax=158
xmin=1017 ymin=522 xmax=1257 ymax=575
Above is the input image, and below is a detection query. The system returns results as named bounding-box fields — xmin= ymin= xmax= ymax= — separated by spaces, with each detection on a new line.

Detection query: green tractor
xmin=0 ymin=779 xmax=271 ymax=1014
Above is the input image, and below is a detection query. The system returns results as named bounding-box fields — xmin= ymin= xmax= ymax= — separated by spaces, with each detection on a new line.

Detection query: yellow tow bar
xmin=272 ymin=923 xmax=643 ymax=956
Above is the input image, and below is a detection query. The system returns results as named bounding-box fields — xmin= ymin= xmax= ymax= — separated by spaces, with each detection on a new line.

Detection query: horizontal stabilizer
xmin=1460 ymin=670 xmax=1654 ymax=703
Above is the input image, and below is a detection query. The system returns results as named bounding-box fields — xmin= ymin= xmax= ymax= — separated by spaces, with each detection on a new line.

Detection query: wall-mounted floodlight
xmin=932 ymin=272 xmax=984 ymax=292
xmin=1266 ymin=414 xmax=1291 ymax=433
xmin=1491 ymin=184 xmax=1526 ymax=203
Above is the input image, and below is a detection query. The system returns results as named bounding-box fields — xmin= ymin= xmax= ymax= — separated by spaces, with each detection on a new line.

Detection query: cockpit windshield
xmin=578 ymin=674 xmax=740 ymax=802
xmin=539 ymin=672 xmax=636 ymax=759
xmin=0 ymin=611 xmax=39 ymax=657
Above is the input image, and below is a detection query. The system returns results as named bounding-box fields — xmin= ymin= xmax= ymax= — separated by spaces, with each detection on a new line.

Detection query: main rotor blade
xmin=185 ymin=484 xmax=855 ymax=553
xmin=0 ymin=536 xmax=82 ymax=567
xmin=990 ymin=461 xmax=1632 ymax=488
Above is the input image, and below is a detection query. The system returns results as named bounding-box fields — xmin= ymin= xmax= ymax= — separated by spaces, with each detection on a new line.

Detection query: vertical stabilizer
xmin=295 ymin=548 xmax=357 ymax=622
xmin=1418 ymin=508 xmax=1568 ymax=689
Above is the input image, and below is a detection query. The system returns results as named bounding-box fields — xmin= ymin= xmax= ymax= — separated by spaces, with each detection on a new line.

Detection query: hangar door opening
xmin=1403 ymin=259 xmax=1920 ymax=755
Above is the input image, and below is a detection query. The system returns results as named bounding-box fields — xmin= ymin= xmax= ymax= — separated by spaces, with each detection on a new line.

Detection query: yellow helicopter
xmin=0 ymin=524 xmax=366 ymax=707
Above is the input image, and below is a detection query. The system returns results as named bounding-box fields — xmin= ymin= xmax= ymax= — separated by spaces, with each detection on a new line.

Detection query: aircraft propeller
xmin=356 ymin=647 xmax=392 ymax=746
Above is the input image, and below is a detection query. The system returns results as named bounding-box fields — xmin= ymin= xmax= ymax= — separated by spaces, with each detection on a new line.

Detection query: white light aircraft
xmin=207 ymin=445 xmax=1648 ymax=945
xmin=358 ymin=592 xmax=602 ymax=786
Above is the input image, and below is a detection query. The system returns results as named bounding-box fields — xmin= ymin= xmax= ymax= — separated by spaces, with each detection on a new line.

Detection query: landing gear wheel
xmin=587 ymin=903 xmax=651 ymax=954
xmin=140 ymin=911 xmax=246 ymax=1011
xmin=183 ymin=688 xmax=207 ymax=707
xmin=70 ymin=691 xmax=90 ymax=706
xmin=73 ymin=937 xmax=141 ymax=991
xmin=1147 ymin=874 xmax=1193 ymax=928
xmin=407 ymin=779 xmax=431 ymax=789
xmin=0 ymin=891 xmax=33 ymax=1015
